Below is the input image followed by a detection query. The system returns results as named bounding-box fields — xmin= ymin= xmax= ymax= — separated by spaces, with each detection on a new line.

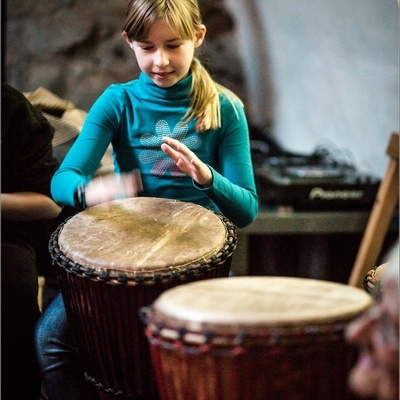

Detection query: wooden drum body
xmin=49 ymin=197 xmax=237 ymax=400
xmin=141 ymin=277 xmax=373 ymax=400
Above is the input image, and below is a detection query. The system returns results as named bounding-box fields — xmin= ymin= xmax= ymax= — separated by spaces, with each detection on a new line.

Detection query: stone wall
xmin=4 ymin=0 xmax=247 ymax=113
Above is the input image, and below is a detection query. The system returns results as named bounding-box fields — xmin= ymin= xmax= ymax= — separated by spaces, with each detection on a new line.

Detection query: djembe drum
xmin=140 ymin=276 xmax=373 ymax=400
xmin=49 ymin=197 xmax=237 ymax=400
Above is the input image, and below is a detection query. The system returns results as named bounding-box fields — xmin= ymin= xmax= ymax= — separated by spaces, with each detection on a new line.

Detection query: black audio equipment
xmin=250 ymin=135 xmax=380 ymax=211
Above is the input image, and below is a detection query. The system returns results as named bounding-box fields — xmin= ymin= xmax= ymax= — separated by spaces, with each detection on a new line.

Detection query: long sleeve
xmin=195 ymin=96 xmax=258 ymax=228
xmin=50 ymin=88 xmax=122 ymax=207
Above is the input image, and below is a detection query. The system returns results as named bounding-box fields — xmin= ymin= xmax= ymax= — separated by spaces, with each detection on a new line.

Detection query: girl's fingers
xmin=162 ymin=138 xmax=196 ymax=164
xmin=161 ymin=137 xmax=210 ymax=184
xmin=163 ymin=137 xmax=190 ymax=155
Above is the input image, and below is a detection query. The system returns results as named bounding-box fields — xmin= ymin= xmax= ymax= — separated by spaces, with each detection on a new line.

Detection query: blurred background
xmin=2 ymin=0 xmax=399 ymax=282
xmin=3 ymin=0 xmax=398 ymax=177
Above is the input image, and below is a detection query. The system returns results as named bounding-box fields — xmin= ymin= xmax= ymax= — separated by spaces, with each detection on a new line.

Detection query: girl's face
xmin=123 ymin=19 xmax=206 ymax=88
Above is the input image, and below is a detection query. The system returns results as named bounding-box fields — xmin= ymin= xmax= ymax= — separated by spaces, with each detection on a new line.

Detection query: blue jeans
xmin=34 ymin=293 xmax=99 ymax=400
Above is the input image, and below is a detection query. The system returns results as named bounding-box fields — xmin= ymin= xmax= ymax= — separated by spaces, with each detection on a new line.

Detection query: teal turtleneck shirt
xmin=51 ymin=72 xmax=258 ymax=228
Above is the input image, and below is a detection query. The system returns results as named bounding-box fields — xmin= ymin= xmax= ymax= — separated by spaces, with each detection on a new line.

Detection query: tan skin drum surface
xmin=150 ymin=277 xmax=374 ymax=335
xmin=58 ymin=197 xmax=227 ymax=274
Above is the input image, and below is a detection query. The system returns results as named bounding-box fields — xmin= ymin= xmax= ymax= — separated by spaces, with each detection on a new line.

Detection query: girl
xmin=35 ymin=0 xmax=258 ymax=398
xmin=50 ymin=0 xmax=257 ymax=227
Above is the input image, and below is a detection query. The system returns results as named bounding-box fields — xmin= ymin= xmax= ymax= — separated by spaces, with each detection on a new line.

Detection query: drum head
xmin=58 ymin=197 xmax=231 ymax=275
xmin=150 ymin=277 xmax=373 ymax=334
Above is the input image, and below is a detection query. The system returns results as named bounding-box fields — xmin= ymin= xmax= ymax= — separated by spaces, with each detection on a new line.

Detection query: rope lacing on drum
xmin=145 ymin=324 xmax=251 ymax=357
xmin=97 ymin=271 xmax=109 ymax=280
xmin=167 ymin=269 xmax=180 ymax=280
xmin=133 ymin=274 xmax=145 ymax=284
xmin=152 ymin=273 xmax=163 ymax=284
xmin=85 ymin=373 xmax=138 ymax=398
xmin=83 ymin=268 xmax=96 ymax=279
xmin=117 ymin=273 xmax=128 ymax=284
xmin=49 ymin=210 xmax=237 ymax=285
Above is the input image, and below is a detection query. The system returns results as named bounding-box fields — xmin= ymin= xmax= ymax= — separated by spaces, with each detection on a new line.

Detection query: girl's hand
xmin=161 ymin=137 xmax=213 ymax=187
xmin=85 ymin=170 xmax=142 ymax=207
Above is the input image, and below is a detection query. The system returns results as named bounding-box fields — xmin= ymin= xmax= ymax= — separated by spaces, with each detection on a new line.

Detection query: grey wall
xmin=5 ymin=0 xmax=399 ymax=178
xmin=226 ymin=0 xmax=399 ymax=178
xmin=4 ymin=0 xmax=246 ymax=112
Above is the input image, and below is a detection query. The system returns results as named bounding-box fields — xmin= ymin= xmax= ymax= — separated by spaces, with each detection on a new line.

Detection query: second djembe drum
xmin=141 ymin=276 xmax=373 ymax=400
xmin=49 ymin=197 xmax=237 ymax=400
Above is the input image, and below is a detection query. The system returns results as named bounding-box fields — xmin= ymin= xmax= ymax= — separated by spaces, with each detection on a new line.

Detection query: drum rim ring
xmin=49 ymin=211 xmax=237 ymax=285
xmin=140 ymin=305 xmax=351 ymax=351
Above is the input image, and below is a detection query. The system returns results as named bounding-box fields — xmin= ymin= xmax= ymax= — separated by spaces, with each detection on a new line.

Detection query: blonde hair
xmin=122 ymin=0 xmax=242 ymax=132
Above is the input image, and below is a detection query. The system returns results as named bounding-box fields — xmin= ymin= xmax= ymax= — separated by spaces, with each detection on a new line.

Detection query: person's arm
xmin=2 ymin=86 xmax=61 ymax=192
xmin=1 ymin=192 xmax=62 ymax=221
xmin=51 ymin=86 xmax=123 ymax=207
xmin=162 ymin=95 xmax=258 ymax=228
xmin=161 ymin=136 xmax=213 ymax=187
xmin=207 ymin=96 xmax=258 ymax=227
xmin=1 ymin=83 xmax=63 ymax=220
